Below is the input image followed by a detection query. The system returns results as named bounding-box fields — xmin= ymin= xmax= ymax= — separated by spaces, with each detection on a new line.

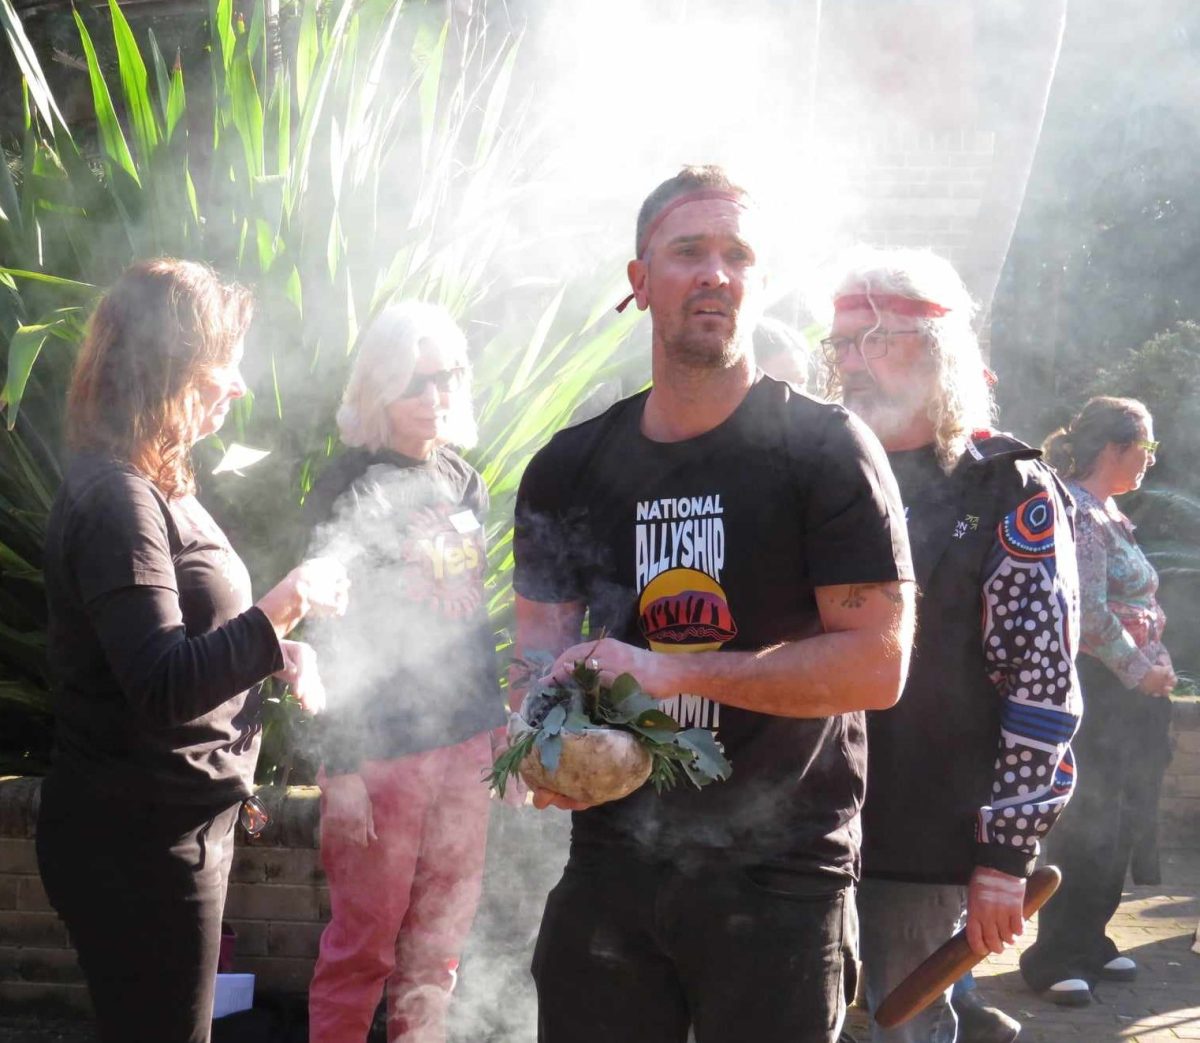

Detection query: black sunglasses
xmin=400 ymin=367 xmax=465 ymax=398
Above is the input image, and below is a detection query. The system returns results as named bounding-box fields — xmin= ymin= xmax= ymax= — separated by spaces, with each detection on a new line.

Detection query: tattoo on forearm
xmin=841 ymin=583 xmax=904 ymax=609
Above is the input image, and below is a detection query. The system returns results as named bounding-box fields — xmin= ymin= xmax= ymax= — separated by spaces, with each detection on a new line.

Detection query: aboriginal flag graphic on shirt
xmin=634 ymin=492 xmax=738 ymax=730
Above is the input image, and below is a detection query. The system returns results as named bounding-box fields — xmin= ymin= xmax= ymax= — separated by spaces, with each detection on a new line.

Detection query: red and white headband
xmin=833 ymin=292 xmax=997 ymax=386
xmin=832 ymin=293 xmax=950 ymax=319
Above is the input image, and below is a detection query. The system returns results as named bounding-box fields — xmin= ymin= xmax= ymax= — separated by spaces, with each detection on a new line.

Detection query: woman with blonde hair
xmin=37 ymin=258 xmax=348 ymax=1043
xmin=1020 ymin=395 xmax=1174 ymax=1006
xmin=306 ymin=301 xmax=505 ymax=1042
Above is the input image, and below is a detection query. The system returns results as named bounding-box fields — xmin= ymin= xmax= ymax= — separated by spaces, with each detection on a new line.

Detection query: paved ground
xmin=847 ymin=848 xmax=1200 ymax=1042
xmin=3 ymin=849 xmax=1198 ymax=1041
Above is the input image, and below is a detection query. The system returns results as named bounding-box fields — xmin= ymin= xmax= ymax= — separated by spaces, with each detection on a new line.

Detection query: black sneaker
xmin=952 ymin=988 xmax=1021 ymax=1042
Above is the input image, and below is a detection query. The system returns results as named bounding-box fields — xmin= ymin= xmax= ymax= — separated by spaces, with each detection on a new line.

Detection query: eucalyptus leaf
xmin=535 ymin=729 xmax=563 ymax=774
xmin=607 ymin=672 xmax=643 ymax=705
xmin=563 ymin=708 xmax=592 ymax=732
xmin=490 ymin=659 xmax=732 ymax=797
xmin=625 ymin=709 xmax=682 ymax=744
xmin=540 ymin=703 xmax=567 ymax=737
xmin=600 ymin=687 xmax=658 ymax=724
xmin=676 ymin=728 xmax=733 ymax=786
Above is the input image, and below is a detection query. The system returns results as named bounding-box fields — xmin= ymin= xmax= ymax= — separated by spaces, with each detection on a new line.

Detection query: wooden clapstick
xmin=873 ymin=865 xmax=1062 ymax=1029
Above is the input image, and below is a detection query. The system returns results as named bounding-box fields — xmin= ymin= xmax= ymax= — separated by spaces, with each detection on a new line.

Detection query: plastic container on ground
xmin=213 ymin=973 xmax=255 ymax=1019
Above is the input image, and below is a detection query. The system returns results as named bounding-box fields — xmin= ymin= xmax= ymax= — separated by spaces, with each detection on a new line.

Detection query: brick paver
xmin=848 ymin=848 xmax=1200 ymax=1041
xmin=2 ymin=851 xmax=1197 ymax=1040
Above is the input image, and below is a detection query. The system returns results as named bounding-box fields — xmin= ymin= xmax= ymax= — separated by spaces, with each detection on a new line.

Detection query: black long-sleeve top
xmin=43 ymin=452 xmax=284 ymax=804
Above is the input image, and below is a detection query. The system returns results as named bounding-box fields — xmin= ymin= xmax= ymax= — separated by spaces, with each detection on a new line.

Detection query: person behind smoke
xmin=754 ymin=313 xmax=812 ymax=389
xmin=1018 ymin=396 xmax=1174 ymax=1005
xmin=305 ymin=301 xmax=505 ymax=1043
xmin=512 ymin=165 xmax=917 ymax=1043
xmin=36 ymin=259 xmax=348 ymax=1043
xmin=825 ymin=246 xmax=1082 ymax=1043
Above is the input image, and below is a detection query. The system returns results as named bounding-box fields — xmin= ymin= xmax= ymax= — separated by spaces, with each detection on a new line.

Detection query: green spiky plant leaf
xmin=0 ymin=0 xmax=646 ymax=777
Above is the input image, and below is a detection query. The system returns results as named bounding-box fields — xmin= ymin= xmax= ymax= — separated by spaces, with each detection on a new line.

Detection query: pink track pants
xmin=308 ymin=732 xmax=492 ymax=1043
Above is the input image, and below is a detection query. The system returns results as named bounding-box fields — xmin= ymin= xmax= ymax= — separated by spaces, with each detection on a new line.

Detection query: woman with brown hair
xmin=1020 ymin=395 xmax=1174 ymax=1006
xmin=35 ymin=258 xmax=349 ymax=1043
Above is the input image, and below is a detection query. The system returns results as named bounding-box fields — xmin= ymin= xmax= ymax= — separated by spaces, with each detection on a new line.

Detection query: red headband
xmin=615 ymin=189 xmax=749 ymax=313
xmin=833 ymin=293 xmax=950 ymax=319
xmin=636 ymin=189 xmax=747 ymax=259
xmin=833 ymin=292 xmax=995 ymax=386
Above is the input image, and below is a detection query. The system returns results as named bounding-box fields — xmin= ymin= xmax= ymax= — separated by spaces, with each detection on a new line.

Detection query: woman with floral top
xmin=1020 ymin=396 xmax=1174 ymax=1006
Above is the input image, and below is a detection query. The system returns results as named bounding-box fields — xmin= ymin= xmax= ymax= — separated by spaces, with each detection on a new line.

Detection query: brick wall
xmin=840 ymin=130 xmax=997 ymax=273
xmin=3 ymin=700 xmax=1199 ymax=1015
xmin=0 ymin=782 xmax=328 ymax=1015
xmin=1160 ymin=697 xmax=1200 ymax=842
xmin=820 ymin=130 xmax=998 ymax=292
xmin=222 ymin=788 xmax=328 ymax=996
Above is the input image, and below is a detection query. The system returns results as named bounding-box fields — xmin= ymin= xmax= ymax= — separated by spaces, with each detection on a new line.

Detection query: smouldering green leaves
xmin=487 ymin=729 xmax=535 ymax=798
xmin=490 ymin=659 xmax=733 ymax=797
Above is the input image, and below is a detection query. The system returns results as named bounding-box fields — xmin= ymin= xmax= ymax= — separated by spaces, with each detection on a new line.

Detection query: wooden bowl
xmin=509 ymin=717 xmax=652 ymax=805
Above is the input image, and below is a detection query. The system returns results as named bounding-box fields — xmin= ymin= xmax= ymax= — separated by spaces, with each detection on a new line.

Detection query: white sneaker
xmin=1101 ymin=955 xmax=1138 ymax=981
xmin=1047 ymin=979 xmax=1092 ymax=1006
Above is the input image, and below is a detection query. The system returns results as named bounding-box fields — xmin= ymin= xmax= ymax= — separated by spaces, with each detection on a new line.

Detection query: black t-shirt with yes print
xmin=304 ymin=446 xmax=504 ymax=773
xmin=514 ymin=376 xmax=913 ymax=877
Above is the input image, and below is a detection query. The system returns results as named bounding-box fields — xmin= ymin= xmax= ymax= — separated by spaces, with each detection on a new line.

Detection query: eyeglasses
xmin=820 ymin=329 xmax=924 ymax=364
xmin=399 ymin=367 xmax=465 ymax=398
xmin=1135 ymin=439 xmax=1160 ymax=453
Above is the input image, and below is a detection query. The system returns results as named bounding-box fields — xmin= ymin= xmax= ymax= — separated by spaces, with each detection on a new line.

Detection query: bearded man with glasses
xmin=826 ymin=248 xmax=1083 ymax=1043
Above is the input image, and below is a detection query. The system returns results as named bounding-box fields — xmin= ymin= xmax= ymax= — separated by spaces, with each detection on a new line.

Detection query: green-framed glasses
xmin=1135 ymin=439 xmax=1161 ymax=453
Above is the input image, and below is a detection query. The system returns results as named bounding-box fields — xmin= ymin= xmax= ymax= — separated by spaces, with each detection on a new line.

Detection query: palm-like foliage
xmin=0 ymin=0 xmax=644 ymax=774
xmin=1130 ymin=487 xmax=1200 ymax=577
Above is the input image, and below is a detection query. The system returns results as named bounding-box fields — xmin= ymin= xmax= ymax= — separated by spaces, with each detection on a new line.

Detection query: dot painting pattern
xmin=979 ymin=490 xmax=1083 ymax=857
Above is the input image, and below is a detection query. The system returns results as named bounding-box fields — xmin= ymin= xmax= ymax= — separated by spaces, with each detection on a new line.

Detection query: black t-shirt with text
xmin=514 ymin=376 xmax=913 ymax=876
xmin=304 ymin=446 xmax=504 ymax=772
xmin=43 ymin=452 xmax=283 ymax=804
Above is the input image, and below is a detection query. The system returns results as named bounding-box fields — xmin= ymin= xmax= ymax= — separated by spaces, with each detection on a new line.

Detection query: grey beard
xmin=844 ymin=388 xmax=927 ymax=443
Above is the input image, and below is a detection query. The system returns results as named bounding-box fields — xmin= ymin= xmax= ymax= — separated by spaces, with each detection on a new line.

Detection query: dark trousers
xmin=1020 ymin=656 xmax=1173 ymax=990
xmin=531 ymin=846 xmax=856 ymax=1043
xmin=36 ymin=772 xmax=240 ymax=1043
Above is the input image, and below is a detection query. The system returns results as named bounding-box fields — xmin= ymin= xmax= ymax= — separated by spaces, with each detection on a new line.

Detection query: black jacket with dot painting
xmin=862 ymin=433 xmax=1082 ymax=884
